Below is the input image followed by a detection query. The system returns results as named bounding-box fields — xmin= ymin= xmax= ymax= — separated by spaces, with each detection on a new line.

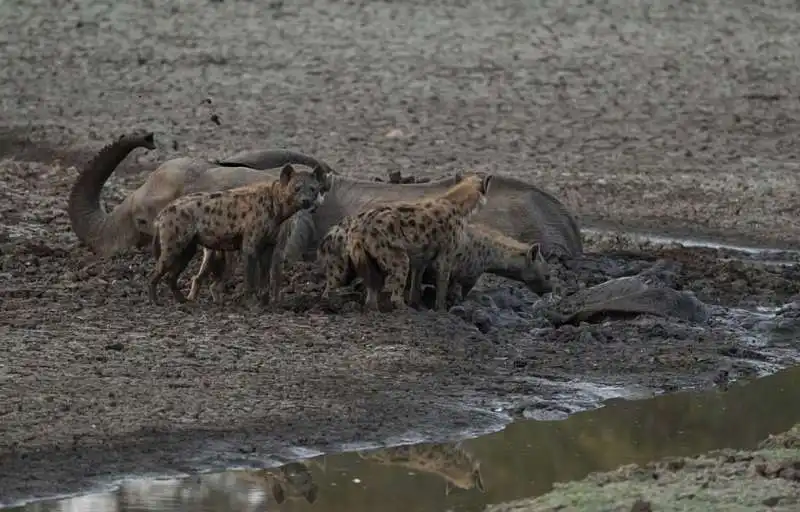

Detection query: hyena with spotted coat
xmin=148 ymin=164 xmax=326 ymax=304
xmin=427 ymin=222 xmax=554 ymax=306
xmin=339 ymin=173 xmax=493 ymax=312
xmin=186 ymin=169 xmax=333 ymax=303
xmin=319 ymin=220 xmax=553 ymax=308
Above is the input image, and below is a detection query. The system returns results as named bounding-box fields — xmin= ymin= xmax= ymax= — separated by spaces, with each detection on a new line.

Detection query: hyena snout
xmin=300 ymin=189 xmax=326 ymax=212
xmin=525 ymin=272 xmax=554 ymax=295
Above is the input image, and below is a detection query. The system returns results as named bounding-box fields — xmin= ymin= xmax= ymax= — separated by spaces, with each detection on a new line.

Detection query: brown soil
xmin=488 ymin=423 xmax=800 ymax=511
xmin=2 ymin=0 xmax=800 ymax=506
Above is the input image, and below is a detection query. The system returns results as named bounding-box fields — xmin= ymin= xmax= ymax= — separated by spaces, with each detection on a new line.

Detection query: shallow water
xmin=9 ymin=365 xmax=800 ymax=512
xmin=581 ymin=227 xmax=800 ymax=256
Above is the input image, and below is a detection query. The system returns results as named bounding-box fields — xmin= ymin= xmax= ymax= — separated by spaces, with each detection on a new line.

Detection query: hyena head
xmin=471 ymin=464 xmax=486 ymax=493
xmin=521 ymin=242 xmax=554 ymax=295
xmin=278 ymin=164 xmax=328 ymax=213
xmin=270 ymin=462 xmax=318 ymax=505
xmin=443 ymin=172 xmax=494 ymax=216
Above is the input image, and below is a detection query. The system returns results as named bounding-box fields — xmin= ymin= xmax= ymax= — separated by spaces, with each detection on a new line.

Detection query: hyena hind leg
xmin=187 ymin=248 xmax=215 ymax=301
xmin=354 ymin=250 xmax=388 ymax=311
xmin=166 ymin=243 xmax=198 ymax=304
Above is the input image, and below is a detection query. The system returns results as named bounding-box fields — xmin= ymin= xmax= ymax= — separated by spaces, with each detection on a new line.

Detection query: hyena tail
xmin=349 ymin=239 xmax=384 ymax=292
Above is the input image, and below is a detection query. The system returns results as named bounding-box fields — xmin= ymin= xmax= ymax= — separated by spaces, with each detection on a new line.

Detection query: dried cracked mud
xmin=2 ymin=0 xmax=800 ymax=505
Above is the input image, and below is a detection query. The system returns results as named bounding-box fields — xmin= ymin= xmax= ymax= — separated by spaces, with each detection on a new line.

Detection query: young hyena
xmin=342 ymin=173 xmax=493 ymax=312
xmin=439 ymin=222 xmax=554 ymax=304
xmin=148 ymin=164 xmax=326 ymax=305
xmin=319 ymin=220 xmax=553 ymax=308
xmin=317 ymin=216 xmax=358 ymax=299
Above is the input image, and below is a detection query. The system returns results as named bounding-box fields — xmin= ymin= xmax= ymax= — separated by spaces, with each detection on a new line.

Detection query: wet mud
xmin=11 ymin=365 xmax=800 ymax=512
xmin=3 ymin=0 xmax=800 ymax=505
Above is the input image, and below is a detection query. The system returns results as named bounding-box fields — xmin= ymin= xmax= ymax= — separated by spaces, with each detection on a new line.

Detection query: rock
xmin=448 ymin=305 xmax=469 ymax=320
xmin=472 ymin=309 xmax=493 ymax=333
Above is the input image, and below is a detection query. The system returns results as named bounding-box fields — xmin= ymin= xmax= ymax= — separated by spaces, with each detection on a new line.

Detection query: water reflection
xmin=11 ymin=365 xmax=800 ymax=512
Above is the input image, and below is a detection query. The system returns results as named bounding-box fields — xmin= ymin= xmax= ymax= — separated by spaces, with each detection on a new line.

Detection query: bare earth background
xmin=1 ymin=0 xmax=800 ymax=505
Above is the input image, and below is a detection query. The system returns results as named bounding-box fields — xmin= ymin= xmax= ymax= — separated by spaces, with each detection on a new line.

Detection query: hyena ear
xmin=480 ymin=174 xmax=494 ymax=195
xmin=527 ymin=242 xmax=542 ymax=262
xmin=453 ymin=171 xmax=464 ymax=183
xmin=279 ymin=164 xmax=295 ymax=186
xmin=312 ymin=164 xmax=327 ymax=184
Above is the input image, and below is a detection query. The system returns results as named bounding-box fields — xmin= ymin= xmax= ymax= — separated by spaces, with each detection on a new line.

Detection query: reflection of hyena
xmin=337 ymin=173 xmax=493 ymax=312
xmin=148 ymin=164 xmax=326 ymax=304
xmin=358 ymin=442 xmax=485 ymax=495
xmin=236 ymin=460 xmax=320 ymax=505
xmin=268 ymin=462 xmax=318 ymax=505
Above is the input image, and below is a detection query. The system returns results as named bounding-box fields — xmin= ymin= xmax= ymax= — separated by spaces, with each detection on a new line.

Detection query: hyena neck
xmin=445 ymin=197 xmax=480 ymax=218
xmin=266 ymin=183 xmax=295 ymax=224
xmin=472 ymin=230 xmax=527 ymax=280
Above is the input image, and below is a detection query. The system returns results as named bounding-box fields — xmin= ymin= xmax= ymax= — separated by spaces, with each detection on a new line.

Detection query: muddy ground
xmin=2 ymin=0 xmax=800 ymax=506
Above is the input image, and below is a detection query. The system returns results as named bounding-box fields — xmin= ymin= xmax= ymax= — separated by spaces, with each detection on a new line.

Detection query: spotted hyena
xmin=335 ymin=173 xmax=493 ymax=312
xmin=319 ymin=219 xmax=553 ymax=308
xmin=433 ymin=222 xmax=554 ymax=305
xmin=148 ymin=164 xmax=326 ymax=305
xmin=317 ymin=216 xmax=358 ymax=298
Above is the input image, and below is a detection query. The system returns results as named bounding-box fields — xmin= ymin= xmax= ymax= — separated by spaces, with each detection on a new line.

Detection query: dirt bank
xmin=3 ymin=0 xmax=800 ymax=506
xmin=487 ymin=423 xmax=800 ymax=512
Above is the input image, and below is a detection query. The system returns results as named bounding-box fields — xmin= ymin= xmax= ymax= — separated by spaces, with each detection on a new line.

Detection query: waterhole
xmin=8 ymin=365 xmax=800 ymax=512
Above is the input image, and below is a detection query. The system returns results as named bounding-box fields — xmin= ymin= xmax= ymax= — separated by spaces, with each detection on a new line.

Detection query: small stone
xmin=577 ymin=329 xmax=596 ymax=344
xmin=472 ymin=309 xmax=493 ymax=333
xmin=449 ymin=305 xmax=468 ymax=319
xmin=475 ymin=294 xmax=498 ymax=310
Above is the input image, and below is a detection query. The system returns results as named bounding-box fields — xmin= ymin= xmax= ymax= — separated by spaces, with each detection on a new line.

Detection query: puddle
xmin=8 ymin=364 xmax=800 ymax=512
xmin=581 ymin=227 xmax=800 ymax=258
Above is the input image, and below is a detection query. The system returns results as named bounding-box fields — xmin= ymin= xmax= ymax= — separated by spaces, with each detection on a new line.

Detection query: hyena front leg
xmin=432 ymin=254 xmax=455 ymax=312
xmin=241 ymin=230 xmax=265 ymax=301
xmin=259 ymin=243 xmax=278 ymax=304
xmin=381 ymin=248 xmax=411 ymax=311
xmin=406 ymin=264 xmax=428 ymax=308
xmin=266 ymin=244 xmax=289 ymax=305
xmin=148 ymin=233 xmax=169 ymax=305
